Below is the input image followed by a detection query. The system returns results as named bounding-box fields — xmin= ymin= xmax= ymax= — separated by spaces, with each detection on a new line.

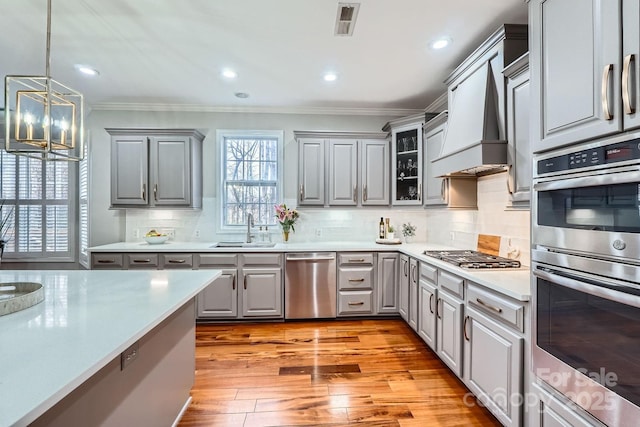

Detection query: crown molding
xmin=90 ymin=102 xmax=424 ymax=117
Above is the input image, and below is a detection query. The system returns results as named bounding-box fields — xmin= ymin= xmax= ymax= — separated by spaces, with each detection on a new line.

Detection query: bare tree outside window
xmin=223 ymin=135 xmax=279 ymax=227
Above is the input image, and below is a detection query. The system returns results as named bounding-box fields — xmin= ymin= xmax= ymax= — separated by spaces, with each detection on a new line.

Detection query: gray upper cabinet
xmin=385 ymin=116 xmax=424 ymax=206
xmin=298 ymin=138 xmax=326 ymax=206
xmin=361 ymin=140 xmax=390 ymax=206
xmin=623 ymin=1 xmax=640 ymax=131
xmin=329 ymin=140 xmax=358 ymax=206
xmin=295 ymin=131 xmax=389 ymax=207
xmin=530 ymin=0 xmax=622 ymax=152
xmin=423 ymin=112 xmax=447 ymax=206
xmin=107 ymin=128 xmax=204 ymax=208
xmin=504 ymin=53 xmax=531 ymax=207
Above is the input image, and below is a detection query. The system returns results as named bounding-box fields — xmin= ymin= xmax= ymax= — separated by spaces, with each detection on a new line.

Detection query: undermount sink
xmin=0 ymin=282 xmax=44 ymax=316
xmin=210 ymin=242 xmax=276 ymax=248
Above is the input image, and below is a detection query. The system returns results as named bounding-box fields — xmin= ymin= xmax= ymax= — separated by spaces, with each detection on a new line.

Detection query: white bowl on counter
xmin=144 ymin=235 xmax=169 ymax=244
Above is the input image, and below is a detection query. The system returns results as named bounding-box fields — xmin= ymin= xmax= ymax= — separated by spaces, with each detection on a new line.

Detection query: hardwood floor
xmin=178 ymin=319 xmax=501 ymax=427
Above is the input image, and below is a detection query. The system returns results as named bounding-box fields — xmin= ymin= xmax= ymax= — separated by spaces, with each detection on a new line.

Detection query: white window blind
xmin=0 ymin=149 xmax=76 ymax=261
xmin=219 ymin=130 xmax=283 ymax=229
xmin=79 ymin=141 xmax=89 ymax=267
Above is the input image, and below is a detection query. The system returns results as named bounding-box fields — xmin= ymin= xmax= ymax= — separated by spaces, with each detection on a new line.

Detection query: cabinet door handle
xmin=133 ymin=259 xmax=151 ymax=263
xmin=243 ymin=275 xmax=247 ymax=290
xmin=142 ymin=183 xmax=146 ymax=201
xmin=417 ymin=184 xmax=422 ymax=201
xmin=353 ymin=185 xmax=357 ymax=203
xmin=410 ymin=264 xmax=417 ymax=283
xmin=97 ymin=259 xmax=115 ymax=264
xmin=348 ymin=301 xmax=364 ymax=306
xmin=153 ymin=184 xmax=158 ymax=201
xmin=363 ymin=186 xmax=368 ymax=203
xmin=429 ymin=293 xmax=434 ymax=314
xmin=232 ymin=274 xmax=236 ymax=290
xmin=623 ymin=54 xmax=635 ymax=115
xmin=348 ymin=278 xmax=365 ymax=282
xmin=403 ymin=260 xmax=408 ymax=277
xmin=601 ymin=64 xmax=613 ymax=120
xmin=463 ymin=315 xmax=470 ymax=341
xmin=299 ymin=184 xmax=304 ymax=201
xmin=168 ymin=259 xmax=186 ymax=264
xmin=476 ymin=298 xmax=503 ymax=313
xmin=436 ymin=298 xmax=442 ymax=319
xmin=506 ymin=164 xmax=514 ymax=195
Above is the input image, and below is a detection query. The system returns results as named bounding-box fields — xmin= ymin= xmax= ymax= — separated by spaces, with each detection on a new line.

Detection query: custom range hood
xmin=431 ymin=24 xmax=527 ymax=177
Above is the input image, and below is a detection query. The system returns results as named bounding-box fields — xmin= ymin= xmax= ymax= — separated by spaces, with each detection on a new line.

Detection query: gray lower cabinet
xmin=398 ymin=254 xmax=410 ymax=321
xmin=241 ymin=267 xmax=283 ymax=317
xmin=464 ymin=306 xmax=523 ymax=427
xmin=338 ymin=252 xmax=375 ymax=316
xmin=376 ymin=252 xmax=399 ymax=314
xmin=107 ymin=128 xmax=204 ymax=208
xmin=197 ymin=268 xmax=238 ymax=318
xmin=417 ymin=262 xmax=437 ymax=350
xmin=436 ymin=270 xmax=464 ymax=377
xmin=408 ymin=257 xmax=418 ymax=331
xmin=530 ymin=382 xmax=606 ymax=427
xmin=504 ymin=53 xmax=531 ymax=207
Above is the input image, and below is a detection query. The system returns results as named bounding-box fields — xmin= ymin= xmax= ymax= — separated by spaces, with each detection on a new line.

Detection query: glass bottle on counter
xmin=379 ymin=217 xmax=385 ymax=239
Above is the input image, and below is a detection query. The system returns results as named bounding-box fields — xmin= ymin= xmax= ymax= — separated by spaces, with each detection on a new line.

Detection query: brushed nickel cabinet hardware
xmin=602 ymin=64 xmax=613 ymax=120
xmin=623 ymin=54 xmax=635 ymax=115
xmin=476 ymin=298 xmax=503 ymax=313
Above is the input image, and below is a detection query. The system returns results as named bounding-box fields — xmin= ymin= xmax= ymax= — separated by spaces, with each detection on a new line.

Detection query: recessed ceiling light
xmin=430 ymin=37 xmax=452 ymax=50
xmin=324 ymin=72 xmax=338 ymax=82
xmin=222 ymin=69 xmax=238 ymax=79
xmin=234 ymin=92 xmax=249 ymax=99
xmin=75 ymin=64 xmax=99 ymax=76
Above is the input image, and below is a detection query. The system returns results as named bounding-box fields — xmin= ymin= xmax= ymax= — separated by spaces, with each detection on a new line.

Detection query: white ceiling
xmin=0 ymin=0 xmax=528 ymax=114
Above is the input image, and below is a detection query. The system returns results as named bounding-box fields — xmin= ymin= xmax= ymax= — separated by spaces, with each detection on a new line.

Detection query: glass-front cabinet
xmin=390 ymin=119 xmax=424 ymax=205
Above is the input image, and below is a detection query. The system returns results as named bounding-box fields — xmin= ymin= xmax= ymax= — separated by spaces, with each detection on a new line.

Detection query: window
xmin=0 ymin=150 xmax=76 ymax=261
xmin=78 ymin=141 xmax=89 ymax=267
xmin=218 ymin=130 xmax=283 ymax=229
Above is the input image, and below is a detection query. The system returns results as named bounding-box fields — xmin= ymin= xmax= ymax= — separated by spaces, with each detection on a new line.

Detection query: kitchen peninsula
xmin=0 ymin=269 xmax=221 ymax=427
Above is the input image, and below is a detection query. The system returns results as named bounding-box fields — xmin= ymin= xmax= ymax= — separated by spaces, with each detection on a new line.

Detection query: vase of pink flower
xmin=274 ymin=203 xmax=299 ymax=242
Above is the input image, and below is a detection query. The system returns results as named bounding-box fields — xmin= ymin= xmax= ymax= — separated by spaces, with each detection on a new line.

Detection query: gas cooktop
xmin=423 ymin=250 xmax=521 ymax=269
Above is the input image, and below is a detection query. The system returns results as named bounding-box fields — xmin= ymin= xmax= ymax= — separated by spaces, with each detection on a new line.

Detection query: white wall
xmin=87 ymin=110 xmax=530 ymax=265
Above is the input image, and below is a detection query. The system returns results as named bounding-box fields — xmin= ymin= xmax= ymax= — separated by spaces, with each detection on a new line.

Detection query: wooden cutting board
xmin=477 ymin=234 xmax=500 ymax=256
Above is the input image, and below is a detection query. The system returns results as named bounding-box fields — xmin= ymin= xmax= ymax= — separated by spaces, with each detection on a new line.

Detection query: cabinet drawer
xmin=91 ymin=253 xmax=124 ymax=269
xmin=419 ymin=262 xmax=437 ymax=283
xmin=196 ymin=253 xmax=238 ymax=267
xmin=438 ymin=270 xmax=464 ymax=299
xmin=125 ymin=253 xmax=159 ymax=269
xmin=338 ymin=267 xmax=374 ymax=290
xmin=161 ymin=254 xmax=193 ymax=269
xmin=338 ymin=291 xmax=373 ymax=315
xmin=338 ymin=253 xmax=374 ymax=266
xmin=467 ymin=282 xmax=525 ymax=332
xmin=242 ymin=253 xmax=282 ymax=266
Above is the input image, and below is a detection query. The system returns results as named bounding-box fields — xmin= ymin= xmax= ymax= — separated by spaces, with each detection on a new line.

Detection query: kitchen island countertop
xmin=0 ymin=269 xmax=220 ymax=427
xmin=89 ymin=241 xmax=531 ymax=301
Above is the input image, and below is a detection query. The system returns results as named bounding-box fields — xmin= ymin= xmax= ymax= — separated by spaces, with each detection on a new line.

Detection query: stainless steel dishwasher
xmin=285 ymin=252 xmax=336 ymax=319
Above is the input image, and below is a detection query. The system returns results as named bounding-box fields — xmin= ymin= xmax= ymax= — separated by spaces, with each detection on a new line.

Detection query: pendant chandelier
xmin=4 ymin=0 xmax=84 ymax=161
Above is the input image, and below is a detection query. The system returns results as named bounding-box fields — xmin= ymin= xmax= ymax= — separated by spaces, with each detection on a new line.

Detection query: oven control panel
xmin=538 ymin=138 xmax=640 ymax=174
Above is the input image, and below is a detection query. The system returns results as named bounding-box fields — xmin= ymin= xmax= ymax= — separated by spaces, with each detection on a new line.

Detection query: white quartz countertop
xmin=89 ymin=240 xmax=531 ymax=301
xmin=0 ymin=269 xmax=221 ymax=427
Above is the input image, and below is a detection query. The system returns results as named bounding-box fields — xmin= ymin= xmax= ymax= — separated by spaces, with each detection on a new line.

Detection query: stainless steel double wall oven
xmin=532 ymin=132 xmax=640 ymax=426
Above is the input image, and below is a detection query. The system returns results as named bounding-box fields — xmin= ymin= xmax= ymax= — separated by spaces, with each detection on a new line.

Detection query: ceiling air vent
xmin=334 ymin=3 xmax=360 ymax=36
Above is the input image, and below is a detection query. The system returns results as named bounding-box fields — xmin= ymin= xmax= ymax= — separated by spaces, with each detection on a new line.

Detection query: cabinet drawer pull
xmin=429 ymin=293 xmax=434 ymax=314
xmin=601 ymin=64 xmax=613 ymax=120
xmin=348 ymin=278 xmax=365 ymax=282
xmin=133 ymin=259 xmax=151 ymax=263
xmin=348 ymin=301 xmax=364 ymax=306
xmin=168 ymin=259 xmax=186 ymax=264
xmin=463 ymin=315 xmax=470 ymax=341
xmin=349 ymin=258 xmax=365 ymax=262
xmin=97 ymin=259 xmax=116 ymax=264
xmin=623 ymin=54 xmax=635 ymax=115
xmin=476 ymin=298 xmax=503 ymax=313
xmin=142 ymin=183 xmax=146 ymax=201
